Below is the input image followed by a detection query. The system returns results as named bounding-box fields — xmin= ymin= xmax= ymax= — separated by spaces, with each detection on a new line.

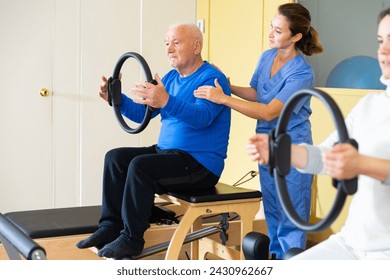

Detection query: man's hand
xmin=99 ymin=76 xmax=109 ymax=102
xmin=131 ymin=73 xmax=169 ymax=108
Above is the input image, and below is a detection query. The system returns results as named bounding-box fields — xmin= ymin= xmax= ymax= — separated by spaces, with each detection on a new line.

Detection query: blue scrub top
xmin=250 ymin=48 xmax=314 ymax=144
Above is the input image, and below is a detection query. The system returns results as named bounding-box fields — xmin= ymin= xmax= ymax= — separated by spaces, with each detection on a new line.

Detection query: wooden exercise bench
xmin=1 ymin=182 xmax=261 ymax=260
xmin=156 ymin=182 xmax=262 ymax=260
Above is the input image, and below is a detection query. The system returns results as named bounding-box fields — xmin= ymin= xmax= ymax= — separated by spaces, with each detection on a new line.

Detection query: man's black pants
xmin=99 ymin=145 xmax=219 ymax=250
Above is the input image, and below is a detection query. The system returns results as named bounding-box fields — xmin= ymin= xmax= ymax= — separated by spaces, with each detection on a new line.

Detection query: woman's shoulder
xmin=358 ymin=90 xmax=388 ymax=103
xmin=294 ymin=53 xmax=312 ymax=67
xmin=346 ymin=90 xmax=389 ymax=119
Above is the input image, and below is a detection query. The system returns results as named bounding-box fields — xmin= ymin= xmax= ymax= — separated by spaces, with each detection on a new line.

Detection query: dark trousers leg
xmin=99 ymin=146 xmax=157 ymax=232
xmin=100 ymin=146 xmax=219 ymax=250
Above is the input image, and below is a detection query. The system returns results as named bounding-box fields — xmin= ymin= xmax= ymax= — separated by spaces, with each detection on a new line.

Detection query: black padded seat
xmin=167 ymin=182 xmax=262 ymax=203
xmin=5 ymin=206 xmax=101 ymax=239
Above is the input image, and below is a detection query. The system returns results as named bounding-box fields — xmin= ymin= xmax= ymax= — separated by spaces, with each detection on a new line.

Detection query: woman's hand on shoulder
xmin=194 ymin=78 xmax=227 ymax=104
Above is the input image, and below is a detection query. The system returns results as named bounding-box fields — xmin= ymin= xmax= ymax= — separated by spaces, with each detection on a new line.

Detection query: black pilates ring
xmin=268 ymin=88 xmax=358 ymax=232
xmin=108 ymin=52 xmax=157 ymax=134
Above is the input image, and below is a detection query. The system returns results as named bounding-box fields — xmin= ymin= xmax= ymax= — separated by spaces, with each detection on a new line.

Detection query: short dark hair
xmin=378 ymin=7 xmax=390 ymax=23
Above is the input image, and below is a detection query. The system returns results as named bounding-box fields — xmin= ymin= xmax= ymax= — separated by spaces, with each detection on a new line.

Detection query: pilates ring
xmin=108 ymin=52 xmax=157 ymax=134
xmin=268 ymin=88 xmax=358 ymax=232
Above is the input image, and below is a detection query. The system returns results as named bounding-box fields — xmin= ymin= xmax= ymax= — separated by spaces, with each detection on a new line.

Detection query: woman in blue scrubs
xmin=194 ymin=3 xmax=323 ymax=259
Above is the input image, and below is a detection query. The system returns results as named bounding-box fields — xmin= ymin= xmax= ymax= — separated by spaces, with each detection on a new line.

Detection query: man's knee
xmin=105 ymin=148 xmax=123 ymax=163
xmin=127 ymin=156 xmax=150 ymax=174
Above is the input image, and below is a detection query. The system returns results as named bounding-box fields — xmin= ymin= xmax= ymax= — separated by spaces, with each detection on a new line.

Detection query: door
xmin=0 ymin=0 xmax=54 ymax=212
xmin=0 ymin=0 xmax=144 ymax=212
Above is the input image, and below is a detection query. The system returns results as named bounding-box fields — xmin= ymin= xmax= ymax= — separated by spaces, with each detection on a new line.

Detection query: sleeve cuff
xmin=383 ymin=161 xmax=390 ymax=186
xmin=297 ymin=144 xmax=326 ymax=175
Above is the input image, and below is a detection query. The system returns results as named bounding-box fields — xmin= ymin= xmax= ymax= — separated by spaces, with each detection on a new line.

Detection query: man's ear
xmin=194 ymin=40 xmax=202 ymax=55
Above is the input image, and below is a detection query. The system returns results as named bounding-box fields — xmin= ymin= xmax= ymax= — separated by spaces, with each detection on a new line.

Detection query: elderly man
xmin=76 ymin=23 xmax=231 ymax=259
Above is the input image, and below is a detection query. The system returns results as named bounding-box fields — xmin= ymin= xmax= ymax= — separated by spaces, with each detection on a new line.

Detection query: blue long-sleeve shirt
xmin=120 ymin=62 xmax=231 ymax=176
